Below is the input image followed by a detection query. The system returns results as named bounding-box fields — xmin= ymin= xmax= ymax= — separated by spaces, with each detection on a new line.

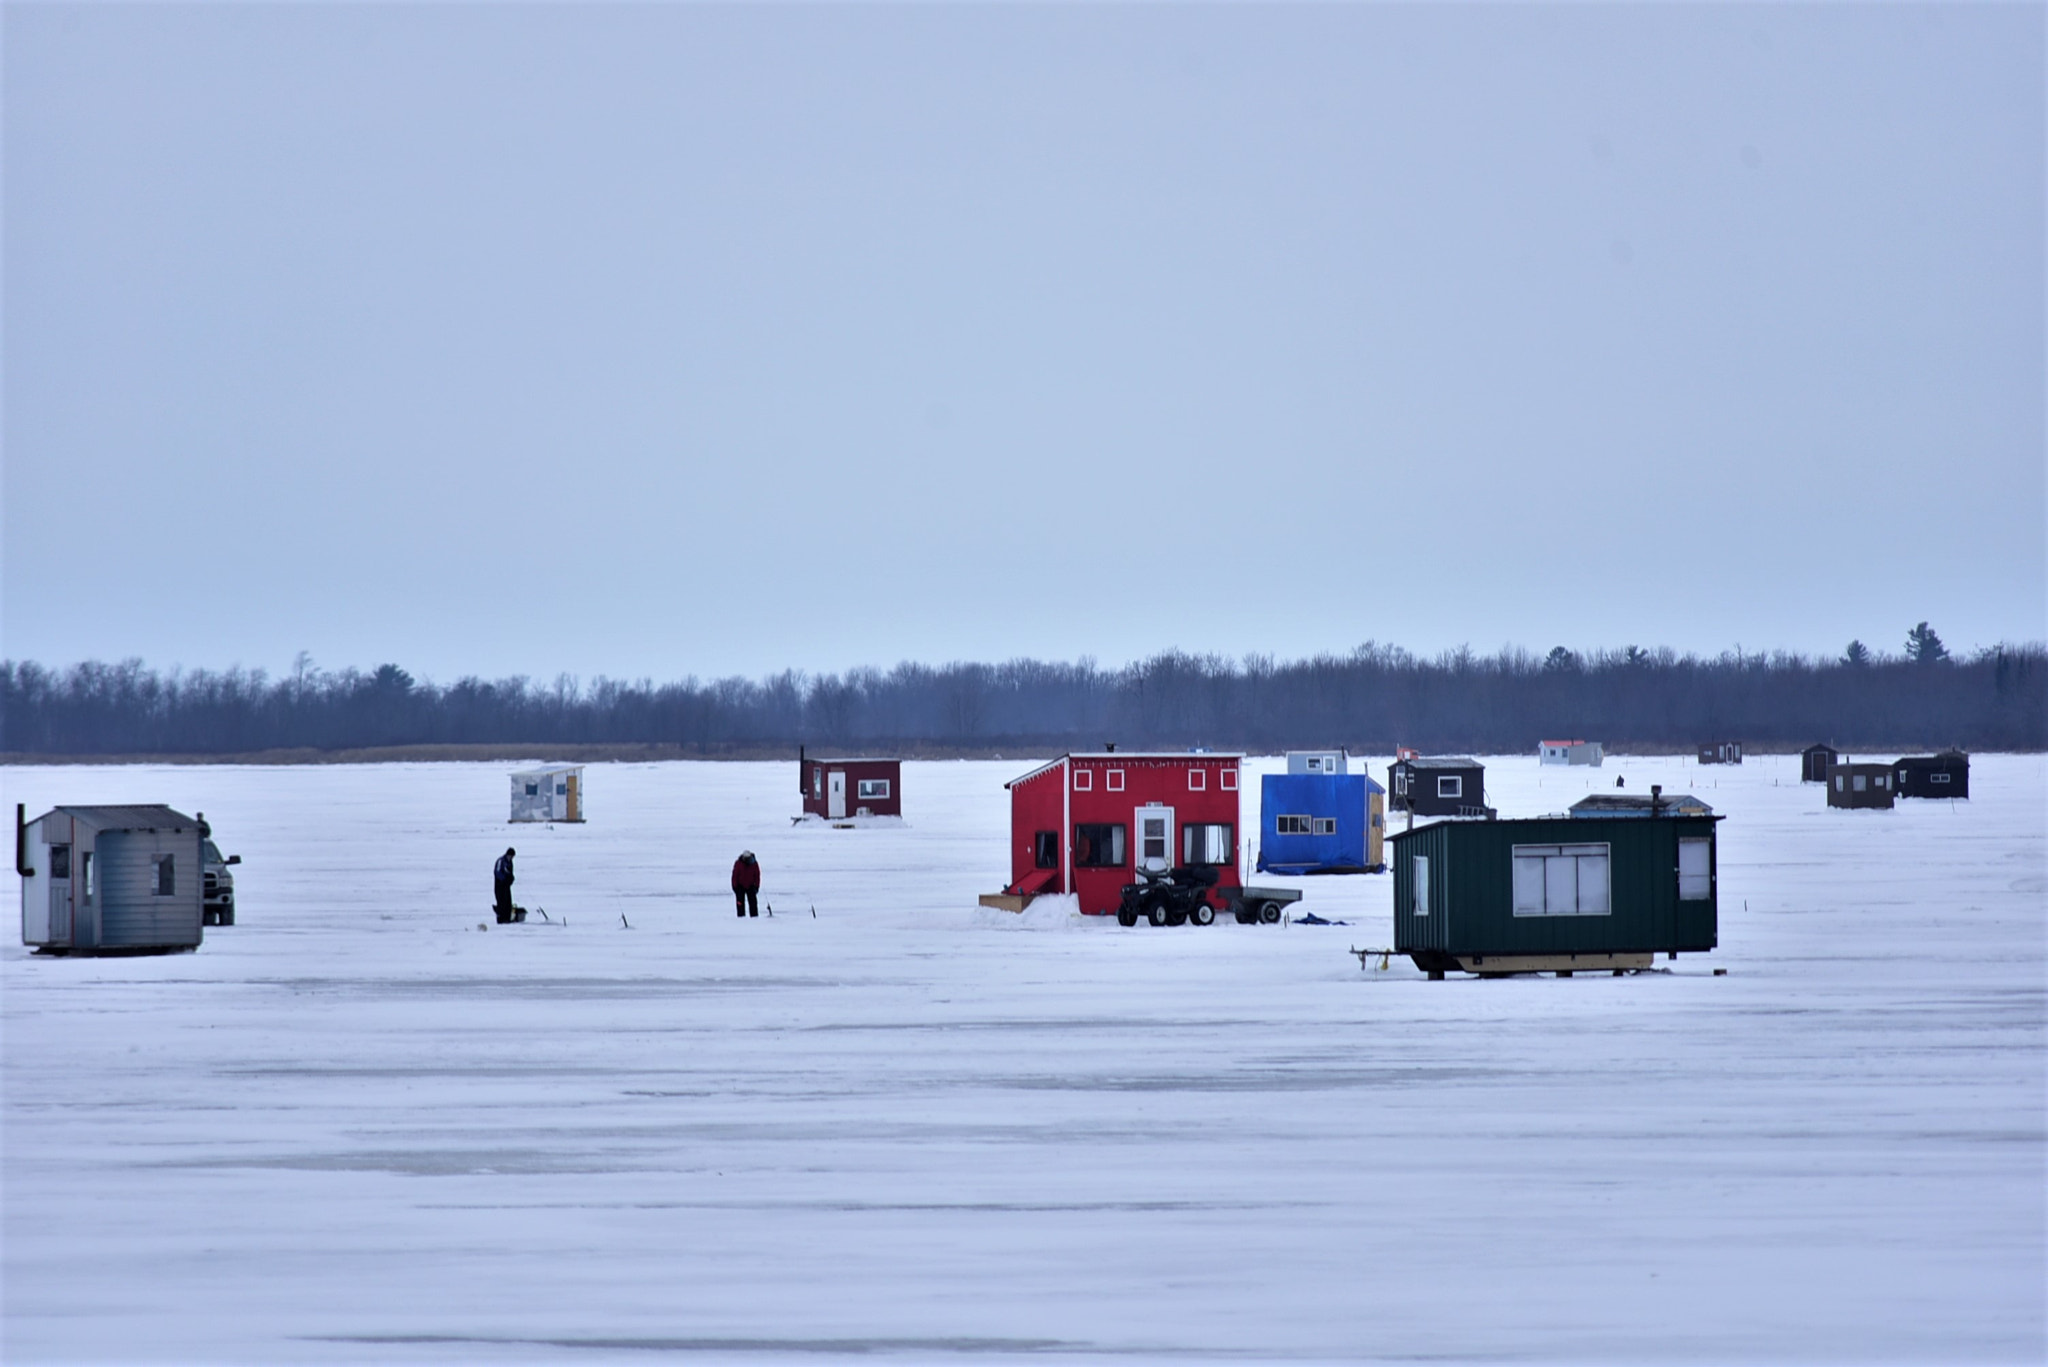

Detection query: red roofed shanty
xmin=1003 ymin=752 xmax=1244 ymax=917
xmin=799 ymin=751 xmax=902 ymax=819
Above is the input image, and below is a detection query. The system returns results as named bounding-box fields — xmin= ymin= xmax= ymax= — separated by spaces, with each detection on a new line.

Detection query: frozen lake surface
xmin=4 ymin=754 xmax=2043 ymax=1364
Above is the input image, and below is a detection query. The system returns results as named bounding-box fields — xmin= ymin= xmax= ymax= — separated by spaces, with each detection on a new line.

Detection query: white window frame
xmin=1438 ymin=775 xmax=1463 ymax=800
xmin=1678 ymin=837 xmax=1711 ymax=901
xmin=1220 ymin=769 xmax=1238 ymax=791
xmin=1312 ymin=817 xmax=1337 ymax=836
xmin=857 ymin=778 xmax=891 ymax=800
xmin=1412 ymin=856 xmax=1430 ymax=917
xmin=1188 ymin=769 xmax=1207 ymax=791
xmin=1931 ymin=772 xmax=1951 ymax=785
xmin=1106 ymin=769 xmax=1125 ymax=792
xmin=1512 ymin=842 xmax=1612 ymax=917
xmin=1275 ymin=814 xmax=1312 ymax=835
xmin=1072 ymin=768 xmax=1093 ymax=792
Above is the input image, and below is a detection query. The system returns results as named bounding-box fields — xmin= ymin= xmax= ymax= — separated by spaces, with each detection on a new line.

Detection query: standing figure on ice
xmin=731 ymin=850 xmax=761 ymax=918
xmin=494 ymin=847 xmax=516 ymax=920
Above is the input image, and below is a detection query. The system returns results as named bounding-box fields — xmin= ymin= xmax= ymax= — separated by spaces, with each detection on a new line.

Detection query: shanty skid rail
xmin=1354 ymin=946 xmax=1680 ymax=979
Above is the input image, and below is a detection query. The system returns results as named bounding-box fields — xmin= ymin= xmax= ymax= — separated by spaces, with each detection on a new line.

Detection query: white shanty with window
xmin=509 ymin=765 xmax=584 ymax=823
xmin=1512 ymin=842 xmax=1612 ymax=917
xmin=18 ymin=805 xmax=206 ymax=954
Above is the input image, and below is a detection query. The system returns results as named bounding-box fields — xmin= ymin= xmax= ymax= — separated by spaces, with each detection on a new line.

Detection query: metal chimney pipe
xmin=15 ymin=803 xmax=34 ymax=878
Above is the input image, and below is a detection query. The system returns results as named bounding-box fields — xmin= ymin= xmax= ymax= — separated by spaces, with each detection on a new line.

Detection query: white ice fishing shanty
xmin=16 ymin=804 xmax=206 ymax=955
xmin=1538 ymin=739 xmax=1605 ymax=767
xmin=509 ymin=765 xmax=585 ymax=823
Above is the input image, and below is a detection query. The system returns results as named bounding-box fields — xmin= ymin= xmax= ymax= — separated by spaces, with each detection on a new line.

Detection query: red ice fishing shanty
xmin=797 ymin=747 xmax=902 ymax=821
xmin=992 ymin=750 xmax=1250 ymax=918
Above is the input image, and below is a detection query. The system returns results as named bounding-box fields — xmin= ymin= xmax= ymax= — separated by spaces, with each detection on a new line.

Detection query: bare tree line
xmin=2 ymin=635 xmax=2041 ymax=758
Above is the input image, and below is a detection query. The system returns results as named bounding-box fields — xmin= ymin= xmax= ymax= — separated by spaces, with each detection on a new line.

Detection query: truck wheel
xmin=1258 ymin=901 xmax=1284 ymax=924
xmin=1147 ymin=905 xmax=1170 ymax=927
xmin=1116 ymin=909 xmax=1137 ymax=927
xmin=1189 ymin=903 xmax=1215 ymax=926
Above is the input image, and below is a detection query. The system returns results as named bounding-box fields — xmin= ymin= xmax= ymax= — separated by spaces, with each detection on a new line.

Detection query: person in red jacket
xmin=731 ymin=850 xmax=761 ymax=917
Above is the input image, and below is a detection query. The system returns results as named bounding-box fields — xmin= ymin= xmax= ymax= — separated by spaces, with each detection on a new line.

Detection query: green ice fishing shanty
xmin=1390 ymin=786 xmax=1720 ymax=978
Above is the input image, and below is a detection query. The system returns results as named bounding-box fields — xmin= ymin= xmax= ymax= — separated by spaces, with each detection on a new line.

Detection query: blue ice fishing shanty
xmin=1257 ymin=751 xmax=1387 ymax=875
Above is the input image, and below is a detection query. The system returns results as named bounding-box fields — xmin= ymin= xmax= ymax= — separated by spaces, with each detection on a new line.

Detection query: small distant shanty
xmin=510 ymin=765 xmax=584 ymax=823
xmin=1800 ymin=744 xmax=1840 ymax=783
xmin=1827 ymin=762 xmax=1895 ymax=810
xmin=1697 ymin=741 xmax=1743 ymax=765
xmin=17 ymin=804 xmax=205 ymax=955
xmin=1387 ymin=756 xmax=1488 ymax=818
xmin=1894 ymin=750 xmax=1969 ymax=800
xmin=1539 ymin=739 xmax=1605 ymax=766
xmin=799 ymin=749 xmax=902 ymax=820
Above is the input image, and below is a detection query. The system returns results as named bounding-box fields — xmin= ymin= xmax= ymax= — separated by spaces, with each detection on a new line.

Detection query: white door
xmin=48 ymin=862 xmax=72 ymax=944
xmin=1136 ymin=804 xmax=1174 ymax=873
xmin=828 ymin=771 xmax=847 ymax=819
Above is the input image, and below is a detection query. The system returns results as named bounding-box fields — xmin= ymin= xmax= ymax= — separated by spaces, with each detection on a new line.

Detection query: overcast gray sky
xmin=5 ymin=2 xmax=2042 ymax=683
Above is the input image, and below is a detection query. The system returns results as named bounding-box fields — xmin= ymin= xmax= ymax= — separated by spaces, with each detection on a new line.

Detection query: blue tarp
xmin=1257 ymin=773 xmax=1383 ymax=874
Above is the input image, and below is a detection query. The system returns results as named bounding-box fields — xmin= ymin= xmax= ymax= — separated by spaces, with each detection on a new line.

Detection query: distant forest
xmin=3 ymin=626 xmax=2041 ymax=758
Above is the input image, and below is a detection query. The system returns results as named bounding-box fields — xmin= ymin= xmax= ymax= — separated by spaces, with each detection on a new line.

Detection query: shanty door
xmin=1136 ymin=804 xmax=1175 ymax=874
xmin=828 ymin=771 xmax=847 ymax=819
xmin=47 ymin=842 xmax=73 ymax=944
xmin=564 ymin=773 xmax=580 ymax=821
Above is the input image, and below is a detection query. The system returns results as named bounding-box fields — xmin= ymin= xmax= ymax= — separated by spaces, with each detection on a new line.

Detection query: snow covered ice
xmin=3 ymin=754 xmax=2042 ymax=1363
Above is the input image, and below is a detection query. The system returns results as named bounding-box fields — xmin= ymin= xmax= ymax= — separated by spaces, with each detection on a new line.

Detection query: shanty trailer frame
xmin=1391 ymin=812 xmax=1720 ymax=978
xmin=17 ymin=804 xmax=205 ymax=955
xmin=1004 ymin=753 xmax=1247 ymax=917
xmin=800 ymin=754 xmax=903 ymax=819
xmin=510 ymin=766 xmax=584 ymax=823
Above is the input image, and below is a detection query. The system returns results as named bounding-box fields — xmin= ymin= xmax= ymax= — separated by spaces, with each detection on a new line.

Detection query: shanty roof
xmin=805 ymin=757 xmax=901 ymax=765
xmin=1393 ymin=755 xmax=1481 ymax=770
xmin=1006 ymin=752 xmax=1246 ymax=788
xmin=46 ymin=804 xmax=198 ymax=830
xmin=1568 ymin=793 xmax=1714 ymax=817
xmin=509 ymin=764 xmax=582 ymax=777
xmin=1540 ymin=739 xmax=1591 ymax=747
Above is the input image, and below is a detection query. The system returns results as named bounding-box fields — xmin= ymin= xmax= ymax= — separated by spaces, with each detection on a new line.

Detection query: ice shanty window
xmin=1412 ymin=857 xmax=1429 ymax=916
xmin=1275 ymin=814 xmax=1312 ymax=835
xmin=1034 ymin=831 xmax=1059 ymax=868
xmin=49 ymin=844 xmax=70 ymax=880
xmin=1072 ymin=769 xmax=1093 ymax=792
xmin=556 ymin=783 xmax=567 ymax=795
xmin=1105 ymin=770 xmax=1125 ymax=792
xmin=1678 ymin=838 xmax=1711 ymax=900
xmin=1187 ymin=769 xmax=1207 ymax=791
xmin=1931 ymin=772 xmax=1951 ymax=784
xmin=1073 ymin=824 xmax=1126 ymax=868
xmin=1140 ymin=815 xmax=1169 ymax=865
xmin=1182 ymin=823 xmax=1233 ymax=865
xmin=1512 ymin=843 xmax=1612 ymax=917
xmin=1853 ymin=774 xmax=1867 ymax=792
xmin=857 ymin=779 xmax=890 ymax=800
xmin=526 ymin=783 xmax=540 ymax=796
xmin=1835 ymin=775 xmax=1845 ymax=791
xmin=153 ymin=854 xmax=176 ymax=896
xmin=813 ymin=770 xmax=823 ymax=798
xmin=1220 ymin=770 xmax=1237 ymax=790
xmin=1438 ymin=775 xmax=1463 ymax=799
xmin=1312 ymin=818 xmax=1337 ymax=835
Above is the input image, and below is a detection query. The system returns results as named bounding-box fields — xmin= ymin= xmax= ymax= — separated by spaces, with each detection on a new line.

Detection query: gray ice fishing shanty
xmin=509 ymin=765 xmax=585 ymax=823
xmin=16 ymin=804 xmax=206 ymax=955
xmin=1539 ymin=739 xmax=1605 ymax=766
